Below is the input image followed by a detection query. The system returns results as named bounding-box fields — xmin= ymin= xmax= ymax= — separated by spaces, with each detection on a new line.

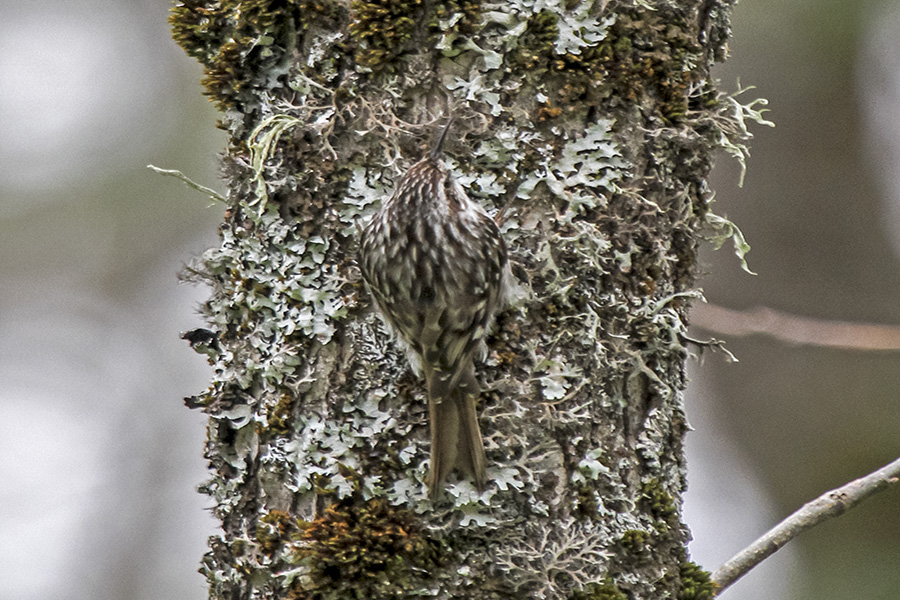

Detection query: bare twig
xmin=691 ymin=303 xmax=900 ymax=351
xmin=711 ymin=456 xmax=900 ymax=594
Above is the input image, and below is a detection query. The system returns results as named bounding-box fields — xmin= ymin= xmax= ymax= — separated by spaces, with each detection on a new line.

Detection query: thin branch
xmin=711 ymin=456 xmax=900 ymax=594
xmin=691 ymin=303 xmax=900 ymax=351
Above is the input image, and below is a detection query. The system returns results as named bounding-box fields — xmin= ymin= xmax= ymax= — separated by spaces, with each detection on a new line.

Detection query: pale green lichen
xmin=248 ymin=114 xmax=305 ymax=210
xmin=516 ymin=119 xmax=628 ymax=218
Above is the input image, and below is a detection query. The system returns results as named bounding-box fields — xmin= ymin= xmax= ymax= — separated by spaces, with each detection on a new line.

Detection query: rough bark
xmin=171 ymin=0 xmax=761 ymax=598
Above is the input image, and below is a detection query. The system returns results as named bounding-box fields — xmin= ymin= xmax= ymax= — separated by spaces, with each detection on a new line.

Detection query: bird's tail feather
xmin=426 ymin=363 xmax=487 ymax=499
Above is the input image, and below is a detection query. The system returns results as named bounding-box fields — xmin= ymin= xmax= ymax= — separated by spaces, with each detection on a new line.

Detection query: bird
xmin=358 ymin=121 xmax=509 ymax=498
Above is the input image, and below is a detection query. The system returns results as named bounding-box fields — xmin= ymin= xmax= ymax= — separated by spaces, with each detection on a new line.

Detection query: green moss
xmin=619 ymin=529 xmax=648 ymax=554
xmin=678 ymin=561 xmax=717 ymax=600
xmin=510 ymin=10 xmax=560 ymax=71
xmin=432 ymin=0 xmax=482 ymax=37
xmin=170 ymin=0 xmax=347 ymax=110
xmin=513 ymin=8 xmax=706 ymax=123
xmin=232 ymin=537 xmax=247 ymax=557
xmin=574 ymin=484 xmax=601 ymax=520
xmin=266 ymin=393 xmax=295 ymax=436
xmin=593 ymin=11 xmax=703 ymax=121
xmin=641 ymin=478 xmax=677 ymax=524
xmin=348 ymin=0 xmax=482 ymax=70
xmin=257 ymin=510 xmax=297 ymax=556
xmin=570 ymin=578 xmax=628 ymax=600
xmin=170 ymin=1 xmax=231 ymax=63
xmin=349 ymin=0 xmax=423 ymax=68
xmin=290 ymin=498 xmax=446 ymax=599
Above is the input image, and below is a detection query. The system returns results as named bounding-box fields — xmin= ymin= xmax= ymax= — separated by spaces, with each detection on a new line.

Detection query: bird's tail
xmin=425 ymin=362 xmax=487 ymax=499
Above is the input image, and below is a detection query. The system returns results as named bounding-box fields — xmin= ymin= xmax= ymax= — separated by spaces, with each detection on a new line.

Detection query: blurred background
xmin=0 ymin=1 xmax=223 ymax=598
xmin=685 ymin=0 xmax=900 ymax=598
xmin=0 ymin=1 xmax=897 ymax=599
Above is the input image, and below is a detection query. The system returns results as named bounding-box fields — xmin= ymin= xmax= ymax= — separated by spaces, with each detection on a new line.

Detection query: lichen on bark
xmin=172 ymin=0 xmax=764 ymax=598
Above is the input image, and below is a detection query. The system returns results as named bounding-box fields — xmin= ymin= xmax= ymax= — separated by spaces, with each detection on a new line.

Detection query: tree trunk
xmin=171 ymin=0 xmax=758 ymax=598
